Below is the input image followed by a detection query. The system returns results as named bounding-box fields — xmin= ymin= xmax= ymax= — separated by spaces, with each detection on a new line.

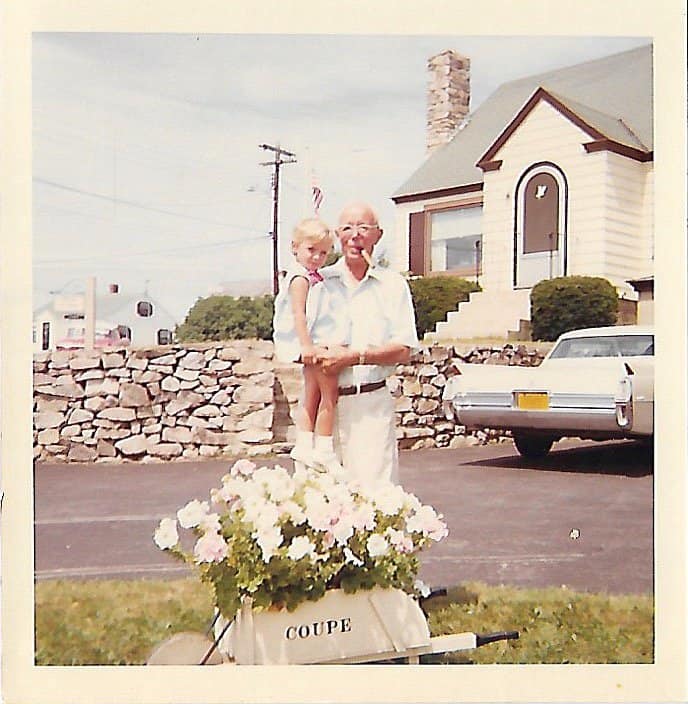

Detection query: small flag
xmin=312 ymin=182 xmax=323 ymax=214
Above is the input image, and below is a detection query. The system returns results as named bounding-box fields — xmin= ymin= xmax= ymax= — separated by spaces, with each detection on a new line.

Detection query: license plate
xmin=515 ymin=392 xmax=549 ymax=410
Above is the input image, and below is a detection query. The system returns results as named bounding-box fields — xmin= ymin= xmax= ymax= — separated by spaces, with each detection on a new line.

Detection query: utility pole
xmin=260 ymin=143 xmax=297 ymax=294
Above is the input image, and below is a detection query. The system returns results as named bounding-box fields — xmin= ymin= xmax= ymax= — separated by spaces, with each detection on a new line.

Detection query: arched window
xmin=137 ymin=300 xmax=154 ymax=317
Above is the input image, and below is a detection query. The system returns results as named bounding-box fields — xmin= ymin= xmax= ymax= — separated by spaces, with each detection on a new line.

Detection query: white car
xmin=443 ymin=326 xmax=654 ymax=458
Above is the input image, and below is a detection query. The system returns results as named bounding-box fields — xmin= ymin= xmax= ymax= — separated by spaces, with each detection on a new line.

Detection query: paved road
xmin=34 ymin=439 xmax=653 ymax=594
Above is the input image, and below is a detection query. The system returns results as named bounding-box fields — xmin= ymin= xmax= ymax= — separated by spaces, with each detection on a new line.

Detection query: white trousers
xmin=333 ymin=387 xmax=398 ymax=486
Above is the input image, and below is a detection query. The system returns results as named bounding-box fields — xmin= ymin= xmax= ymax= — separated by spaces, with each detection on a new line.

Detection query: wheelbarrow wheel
xmin=146 ymin=632 xmax=224 ymax=665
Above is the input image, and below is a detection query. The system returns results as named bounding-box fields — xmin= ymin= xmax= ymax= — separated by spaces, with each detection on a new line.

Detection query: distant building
xmin=392 ymin=45 xmax=653 ymax=339
xmin=32 ymin=283 xmax=178 ymax=352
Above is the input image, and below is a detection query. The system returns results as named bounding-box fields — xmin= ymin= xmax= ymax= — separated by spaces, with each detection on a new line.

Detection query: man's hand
xmin=300 ymin=344 xmax=320 ymax=366
xmin=317 ymin=346 xmax=356 ymax=375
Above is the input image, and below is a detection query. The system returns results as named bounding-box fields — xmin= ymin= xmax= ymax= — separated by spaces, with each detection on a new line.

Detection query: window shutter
xmin=408 ymin=211 xmax=427 ymax=275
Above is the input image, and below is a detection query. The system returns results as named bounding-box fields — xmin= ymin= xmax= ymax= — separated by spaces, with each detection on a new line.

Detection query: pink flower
xmin=386 ymin=528 xmax=414 ymax=553
xmin=406 ymin=506 xmax=448 ymax=541
xmin=194 ymin=532 xmax=228 ymax=563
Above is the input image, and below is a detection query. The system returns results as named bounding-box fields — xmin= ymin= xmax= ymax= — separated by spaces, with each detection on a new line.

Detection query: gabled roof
xmin=393 ymin=44 xmax=652 ymax=202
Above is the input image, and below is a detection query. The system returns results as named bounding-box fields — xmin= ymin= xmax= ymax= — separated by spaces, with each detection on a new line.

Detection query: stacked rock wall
xmin=33 ymin=341 xmax=276 ymax=463
xmin=33 ymin=341 xmax=549 ymax=463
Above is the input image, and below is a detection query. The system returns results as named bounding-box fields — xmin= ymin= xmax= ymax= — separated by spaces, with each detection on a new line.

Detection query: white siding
xmin=481 ymin=99 xmax=653 ymax=292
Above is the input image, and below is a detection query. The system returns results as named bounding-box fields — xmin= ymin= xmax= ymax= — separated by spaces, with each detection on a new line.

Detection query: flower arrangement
xmin=154 ymin=459 xmax=448 ymax=617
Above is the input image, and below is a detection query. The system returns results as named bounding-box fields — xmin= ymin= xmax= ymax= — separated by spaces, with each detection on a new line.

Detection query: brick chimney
xmin=427 ymin=50 xmax=470 ymax=154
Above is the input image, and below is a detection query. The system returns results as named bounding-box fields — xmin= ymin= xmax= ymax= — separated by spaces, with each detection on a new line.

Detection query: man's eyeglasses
xmin=338 ymin=224 xmax=379 ymax=235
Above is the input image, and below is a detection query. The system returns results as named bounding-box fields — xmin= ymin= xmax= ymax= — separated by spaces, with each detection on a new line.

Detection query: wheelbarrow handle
xmin=475 ymin=630 xmax=520 ymax=647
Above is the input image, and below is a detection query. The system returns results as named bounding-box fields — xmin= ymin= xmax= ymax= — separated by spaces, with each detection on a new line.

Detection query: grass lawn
xmin=34 ymin=579 xmax=653 ymax=665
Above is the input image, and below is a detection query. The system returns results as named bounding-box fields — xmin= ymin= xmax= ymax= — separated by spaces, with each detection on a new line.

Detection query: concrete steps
xmin=425 ymin=288 xmax=532 ymax=341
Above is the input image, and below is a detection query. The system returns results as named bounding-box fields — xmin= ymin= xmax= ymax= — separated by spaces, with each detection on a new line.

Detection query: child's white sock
xmin=290 ymin=430 xmax=314 ymax=465
xmin=313 ymin=435 xmax=344 ymax=475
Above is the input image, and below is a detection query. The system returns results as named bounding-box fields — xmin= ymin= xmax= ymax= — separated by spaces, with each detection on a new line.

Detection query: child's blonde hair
xmin=291 ymin=218 xmax=333 ymax=248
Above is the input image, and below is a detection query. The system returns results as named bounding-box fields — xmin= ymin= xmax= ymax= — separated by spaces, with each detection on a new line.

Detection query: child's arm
xmin=289 ymin=276 xmax=318 ymax=365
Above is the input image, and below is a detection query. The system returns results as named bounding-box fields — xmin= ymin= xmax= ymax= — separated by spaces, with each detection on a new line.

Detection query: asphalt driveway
xmin=34 ymin=439 xmax=653 ymax=594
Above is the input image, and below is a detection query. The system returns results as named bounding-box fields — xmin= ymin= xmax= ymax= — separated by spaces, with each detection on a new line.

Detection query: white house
xmin=33 ymin=284 xmax=178 ymax=352
xmin=391 ymin=45 xmax=653 ymax=339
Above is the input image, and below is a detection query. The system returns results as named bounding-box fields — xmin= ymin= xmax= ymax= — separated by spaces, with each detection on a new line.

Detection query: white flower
xmin=303 ymin=488 xmax=333 ymax=532
xmin=200 ymin=512 xmax=222 ymax=533
xmin=242 ymin=496 xmax=279 ymax=531
xmin=386 ymin=528 xmax=414 ymax=554
xmin=253 ymin=526 xmax=283 ymax=562
xmin=406 ymin=506 xmax=448 ymax=541
xmin=350 ymin=502 xmax=376 ymax=531
xmin=193 ymin=531 xmax=228 ymax=563
xmin=371 ymin=484 xmax=406 ymax=516
xmin=286 ymin=536 xmax=316 ymax=561
xmin=230 ymin=459 xmax=257 ymax=477
xmin=414 ymin=579 xmax=431 ymax=598
xmin=177 ymin=499 xmax=209 ymax=529
xmin=153 ymin=518 xmax=179 ymax=550
xmin=343 ymin=547 xmax=364 ymax=567
xmin=279 ymin=499 xmax=306 ymax=525
xmin=366 ymin=534 xmax=389 ymax=558
xmin=331 ymin=517 xmax=354 ymax=545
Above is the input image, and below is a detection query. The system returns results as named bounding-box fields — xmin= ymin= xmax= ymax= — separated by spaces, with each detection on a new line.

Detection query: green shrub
xmin=530 ymin=276 xmax=619 ymax=342
xmin=176 ymin=294 xmax=274 ymax=342
xmin=408 ymin=276 xmax=481 ymax=337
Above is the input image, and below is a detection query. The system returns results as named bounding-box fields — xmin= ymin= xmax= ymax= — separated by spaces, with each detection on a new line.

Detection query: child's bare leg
xmin=298 ymin=366 xmax=320 ymax=432
xmin=313 ymin=369 xmax=344 ymax=475
xmin=314 ymin=370 xmax=339 ymax=437
xmin=291 ymin=366 xmax=321 ymax=466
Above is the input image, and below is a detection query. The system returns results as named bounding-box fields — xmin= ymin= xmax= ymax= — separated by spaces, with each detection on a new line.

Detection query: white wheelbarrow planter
xmin=208 ymin=587 xmax=518 ymax=665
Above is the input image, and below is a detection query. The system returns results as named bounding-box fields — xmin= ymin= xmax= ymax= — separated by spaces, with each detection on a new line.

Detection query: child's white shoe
xmin=290 ymin=445 xmax=315 ymax=466
xmin=312 ymin=450 xmax=345 ymax=476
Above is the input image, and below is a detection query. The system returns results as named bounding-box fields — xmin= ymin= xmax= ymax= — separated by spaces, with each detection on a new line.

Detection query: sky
xmin=32 ymin=33 xmax=651 ymax=322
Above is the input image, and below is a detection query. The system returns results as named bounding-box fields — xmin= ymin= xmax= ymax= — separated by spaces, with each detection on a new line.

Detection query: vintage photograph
xmin=2 ymin=3 xmax=686 ymax=703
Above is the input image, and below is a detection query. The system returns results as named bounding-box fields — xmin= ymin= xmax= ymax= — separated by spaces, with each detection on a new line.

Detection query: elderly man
xmin=319 ymin=202 xmax=418 ymax=486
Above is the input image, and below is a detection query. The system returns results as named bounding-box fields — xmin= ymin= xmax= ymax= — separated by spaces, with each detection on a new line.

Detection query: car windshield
xmin=549 ymin=334 xmax=654 ymax=359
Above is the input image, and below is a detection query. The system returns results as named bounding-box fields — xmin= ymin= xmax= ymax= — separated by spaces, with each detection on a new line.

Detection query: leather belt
xmin=338 ymin=380 xmax=386 ymax=396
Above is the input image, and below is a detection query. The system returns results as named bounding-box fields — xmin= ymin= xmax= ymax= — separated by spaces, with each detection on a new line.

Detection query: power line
xmin=34 ymin=233 xmax=270 ymax=266
xmin=33 ymin=177 xmax=266 ymax=233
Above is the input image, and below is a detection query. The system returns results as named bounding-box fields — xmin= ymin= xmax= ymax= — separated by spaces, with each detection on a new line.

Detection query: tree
xmin=407 ymin=276 xmax=481 ymax=338
xmin=530 ymin=276 xmax=619 ymax=341
xmin=176 ymin=295 xmax=274 ymax=342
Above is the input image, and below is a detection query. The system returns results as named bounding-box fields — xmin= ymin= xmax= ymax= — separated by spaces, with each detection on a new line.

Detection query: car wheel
xmin=513 ymin=434 xmax=554 ymax=458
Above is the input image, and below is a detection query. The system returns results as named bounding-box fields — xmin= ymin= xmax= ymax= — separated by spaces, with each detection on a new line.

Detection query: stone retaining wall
xmin=33 ymin=341 xmax=548 ymax=463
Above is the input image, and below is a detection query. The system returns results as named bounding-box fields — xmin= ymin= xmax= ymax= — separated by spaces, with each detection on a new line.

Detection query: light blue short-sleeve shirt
xmin=273 ymin=263 xmax=350 ymax=363
xmin=320 ymin=259 xmax=419 ymax=387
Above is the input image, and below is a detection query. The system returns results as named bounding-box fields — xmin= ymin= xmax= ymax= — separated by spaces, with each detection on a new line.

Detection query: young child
xmin=273 ymin=218 xmax=348 ymax=475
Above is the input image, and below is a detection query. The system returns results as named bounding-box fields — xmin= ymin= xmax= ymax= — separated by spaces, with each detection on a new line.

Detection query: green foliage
xmin=408 ymin=276 xmax=481 ymax=337
xmin=34 ymin=579 xmax=653 ymax=665
xmin=176 ymin=294 xmax=274 ymax=342
xmin=530 ymin=276 xmax=619 ymax=342
xmin=423 ymin=582 xmax=653 ymax=664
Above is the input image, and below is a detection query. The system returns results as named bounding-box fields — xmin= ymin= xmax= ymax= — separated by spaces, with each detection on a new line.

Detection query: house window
xmin=32 ymin=326 xmax=37 ymax=344
xmin=117 ymin=325 xmax=132 ymax=341
xmin=157 ymin=329 xmax=172 ymax=345
xmin=42 ymin=322 xmax=50 ymax=351
xmin=408 ymin=204 xmax=483 ymax=276
xmin=429 ymin=206 xmax=482 ymax=273
xmin=137 ymin=300 xmax=154 ymax=317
